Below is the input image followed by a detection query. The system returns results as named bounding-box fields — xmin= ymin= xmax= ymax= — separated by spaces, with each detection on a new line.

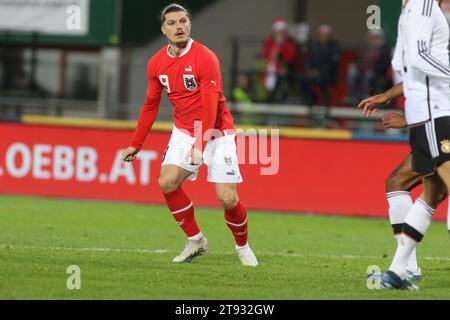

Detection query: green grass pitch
xmin=0 ymin=195 xmax=449 ymax=300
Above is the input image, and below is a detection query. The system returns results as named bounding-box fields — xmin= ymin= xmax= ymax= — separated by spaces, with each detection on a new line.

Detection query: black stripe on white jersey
xmin=422 ymin=0 xmax=433 ymax=17
xmin=427 ymin=0 xmax=433 ymax=16
xmin=420 ymin=41 xmax=450 ymax=73
xmin=426 ymin=76 xmax=432 ymax=121
xmin=417 ymin=41 xmax=450 ymax=75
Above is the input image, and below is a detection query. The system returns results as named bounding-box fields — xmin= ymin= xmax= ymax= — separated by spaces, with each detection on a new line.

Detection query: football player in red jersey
xmin=121 ymin=4 xmax=258 ymax=266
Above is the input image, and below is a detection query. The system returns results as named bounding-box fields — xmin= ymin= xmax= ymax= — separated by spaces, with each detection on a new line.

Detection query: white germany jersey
xmin=392 ymin=0 xmax=450 ymax=125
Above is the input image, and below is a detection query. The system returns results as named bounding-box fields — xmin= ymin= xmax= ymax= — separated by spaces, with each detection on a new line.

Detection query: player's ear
xmin=161 ymin=25 xmax=166 ymax=35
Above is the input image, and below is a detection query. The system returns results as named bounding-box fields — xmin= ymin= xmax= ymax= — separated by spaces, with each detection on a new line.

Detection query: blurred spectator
xmin=304 ymin=25 xmax=341 ymax=107
xmin=0 ymin=47 xmax=26 ymax=92
xmin=262 ymin=17 xmax=298 ymax=103
xmin=250 ymin=59 xmax=270 ymax=103
xmin=232 ymin=73 xmax=252 ymax=104
xmin=302 ymin=25 xmax=340 ymax=128
xmin=232 ymin=72 xmax=264 ymax=124
xmin=70 ymin=63 xmax=97 ymax=100
xmin=346 ymin=29 xmax=392 ymax=104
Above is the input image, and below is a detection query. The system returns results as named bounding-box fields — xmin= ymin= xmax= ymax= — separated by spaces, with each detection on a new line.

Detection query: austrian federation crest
xmin=183 ymin=74 xmax=198 ymax=91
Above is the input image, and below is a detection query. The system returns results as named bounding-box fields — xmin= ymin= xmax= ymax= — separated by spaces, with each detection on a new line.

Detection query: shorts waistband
xmin=211 ymin=129 xmax=235 ymax=140
xmin=172 ymin=126 xmax=196 ymax=144
xmin=173 ymin=126 xmax=235 ymax=141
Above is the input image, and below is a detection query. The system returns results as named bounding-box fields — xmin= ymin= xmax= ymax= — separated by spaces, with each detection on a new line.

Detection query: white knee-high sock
xmin=387 ymin=191 xmax=412 ymax=227
xmin=387 ymin=191 xmax=418 ymax=272
xmin=389 ymin=198 xmax=435 ymax=279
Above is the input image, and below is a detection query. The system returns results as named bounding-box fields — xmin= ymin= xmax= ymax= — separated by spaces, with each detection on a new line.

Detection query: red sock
xmin=163 ymin=187 xmax=200 ymax=238
xmin=224 ymin=201 xmax=248 ymax=247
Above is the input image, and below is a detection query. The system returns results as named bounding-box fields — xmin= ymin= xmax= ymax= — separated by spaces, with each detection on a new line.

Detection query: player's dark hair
xmin=161 ymin=3 xmax=191 ymax=25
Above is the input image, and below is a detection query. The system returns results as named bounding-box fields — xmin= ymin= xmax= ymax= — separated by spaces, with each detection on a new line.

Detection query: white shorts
xmin=161 ymin=126 xmax=243 ymax=183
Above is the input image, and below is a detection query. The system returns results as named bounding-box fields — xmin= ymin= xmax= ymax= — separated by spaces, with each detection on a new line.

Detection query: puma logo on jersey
xmin=185 ymin=66 xmax=192 ymax=72
xmin=210 ymin=80 xmax=216 ymax=86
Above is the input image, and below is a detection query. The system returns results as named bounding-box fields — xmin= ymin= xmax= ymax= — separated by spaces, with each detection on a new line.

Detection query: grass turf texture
xmin=0 ymin=195 xmax=449 ymax=300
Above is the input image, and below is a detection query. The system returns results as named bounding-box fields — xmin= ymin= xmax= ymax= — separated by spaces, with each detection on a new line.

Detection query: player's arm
xmin=199 ymin=91 xmax=219 ymax=151
xmin=122 ymin=61 xmax=162 ymax=162
xmin=357 ymin=82 xmax=404 ymax=117
xmin=188 ymin=51 xmax=221 ymax=165
xmin=407 ymin=1 xmax=450 ymax=81
xmin=382 ymin=112 xmax=407 ymax=129
xmin=359 ymin=14 xmax=406 ymax=118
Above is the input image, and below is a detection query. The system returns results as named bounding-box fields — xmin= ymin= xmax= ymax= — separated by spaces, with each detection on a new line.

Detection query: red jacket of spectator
xmin=262 ymin=36 xmax=297 ymax=72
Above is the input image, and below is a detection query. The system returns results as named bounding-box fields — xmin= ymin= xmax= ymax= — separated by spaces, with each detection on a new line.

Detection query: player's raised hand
xmin=382 ymin=112 xmax=407 ymax=129
xmin=357 ymin=94 xmax=390 ymax=117
xmin=121 ymin=147 xmax=139 ymax=162
xmin=185 ymin=147 xmax=203 ymax=165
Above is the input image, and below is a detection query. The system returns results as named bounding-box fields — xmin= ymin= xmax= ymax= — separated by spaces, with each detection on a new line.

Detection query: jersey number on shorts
xmin=159 ymin=75 xmax=171 ymax=93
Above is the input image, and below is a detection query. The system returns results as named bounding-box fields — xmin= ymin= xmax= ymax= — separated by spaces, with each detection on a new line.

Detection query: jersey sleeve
xmin=129 ymin=59 xmax=163 ymax=150
xmin=391 ymin=17 xmax=404 ymax=75
xmin=407 ymin=0 xmax=450 ymax=80
xmin=198 ymin=49 xmax=222 ymax=94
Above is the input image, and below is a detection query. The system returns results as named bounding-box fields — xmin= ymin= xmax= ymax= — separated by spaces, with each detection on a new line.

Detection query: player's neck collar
xmin=167 ymin=38 xmax=194 ymax=58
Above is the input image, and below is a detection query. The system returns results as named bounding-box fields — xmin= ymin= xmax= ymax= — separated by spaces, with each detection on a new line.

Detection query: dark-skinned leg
xmin=385 ymin=154 xmax=422 ymax=273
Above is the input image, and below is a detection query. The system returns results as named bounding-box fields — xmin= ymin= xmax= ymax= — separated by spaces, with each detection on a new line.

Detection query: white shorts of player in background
xmin=162 ymin=126 xmax=243 ymax=183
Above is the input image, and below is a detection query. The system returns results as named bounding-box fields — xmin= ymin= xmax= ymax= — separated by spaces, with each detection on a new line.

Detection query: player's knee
xmin=421 ymin=175 xmax=448 ymax=208
xmin=433 ymin=189 xmax=448 ymax=207
xmin=420 ymin=189 xmax=444 ymax=209
xmin=385 ymin=176 xmax=395 ymax=193
xmin=385 ymin=172 xmax=410 ymax=193
xmin=420 ymin=193 xmax=437 ymax=209
xmin=386 ymin=174 xmax=401 ymax=193
xmin=218 ymin=191 xmax=238 ymax=210
xmin=158 ymin=175 xmax=181 ymax=193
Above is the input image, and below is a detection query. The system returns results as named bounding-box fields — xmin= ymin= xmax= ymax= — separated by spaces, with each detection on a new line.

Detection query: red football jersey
xmin=145 ymin=39 xmax=234 ymax=136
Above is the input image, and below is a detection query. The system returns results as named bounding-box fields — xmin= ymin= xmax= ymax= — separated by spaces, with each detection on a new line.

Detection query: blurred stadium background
xmin=0 ymin=0 xmax=450 ymax=300
xmin=0 ymin=0 xmax=420 ymax=125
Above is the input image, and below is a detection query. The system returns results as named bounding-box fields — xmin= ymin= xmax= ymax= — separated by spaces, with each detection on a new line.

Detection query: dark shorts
xmin=409 ymin=116 xmax=450 ymax=176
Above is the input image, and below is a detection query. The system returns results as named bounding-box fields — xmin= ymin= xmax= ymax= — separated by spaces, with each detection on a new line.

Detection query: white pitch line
xmin=1 ymin=245 xmax=169 ymax=254
xmin=2 ymin=244 xmax=450 ymax=262
xmin=48 ymin=246 xmax=170 ymax=254
xmin=269 ymin=252 xmax=450 ymax=262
